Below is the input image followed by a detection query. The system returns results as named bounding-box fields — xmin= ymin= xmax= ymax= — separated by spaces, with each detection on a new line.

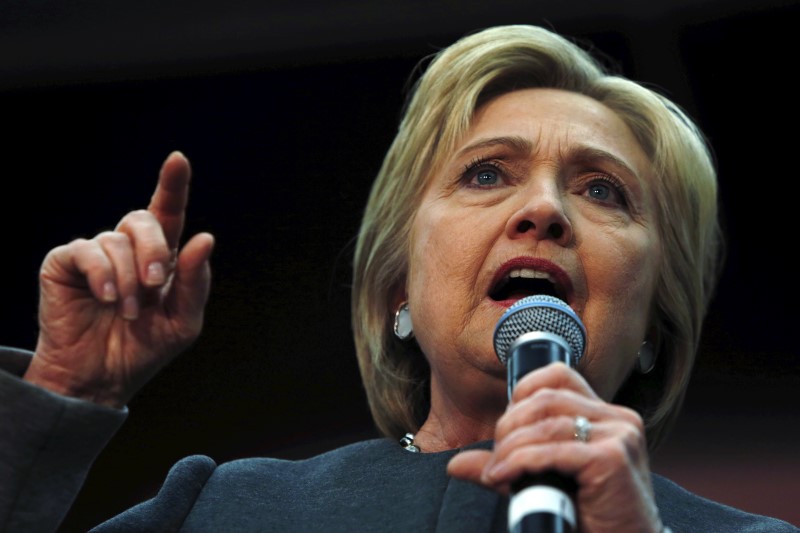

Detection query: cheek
xmin=407 ymin=208 xmax=450 ymax=301
xmin=407 ymin=209 xmax=460 ymax=363
xmin=407 ymin=205 xmax=492 ymax=304
xmin=406 ymin=203 xmax=501 ymax=360
xmin=580 ymin=227 xmax=660 ymax=398
xmin=592 ymin=219 xmax=660 ymax=291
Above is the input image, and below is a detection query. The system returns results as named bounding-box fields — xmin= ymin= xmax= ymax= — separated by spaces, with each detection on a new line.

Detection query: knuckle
xmin=97 ymin=231 xmax=129 ymax=244
xmin=617 ymin=405 xmax=645 ymax=432
xmin=530 ymin=387 xmax=558 ymax=406
xmin=128 ymin=208 xmax=152 ymax=220
xmin=68 ymin=237 xmax=92 ymax=250
xmin=69 ymin=238 xmax=102 ymax=260
xmin=117 ymin=209 xmax=153 ymax=228
xmin=548 ymin=361 xmax=572 ymax=380
xmin=535 ymin=416 xmax=563 ymax=439
xmin=620 ymin=422 xmax=644 ymax=448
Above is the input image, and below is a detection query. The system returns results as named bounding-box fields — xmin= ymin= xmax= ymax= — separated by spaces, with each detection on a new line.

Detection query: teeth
xmin=507 ymin=268 xmax=555 ymax=282
xmin=490 ymin=268 xmax=562 ymax=300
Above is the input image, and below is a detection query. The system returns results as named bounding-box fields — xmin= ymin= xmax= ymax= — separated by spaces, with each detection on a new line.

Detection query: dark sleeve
xmin=654 ymin=474 xmax=800 ymax=533
xmin=89 ymin=455 xmax=217 ymax=533
xmin=0 ymin=347 xmax=127 ymax=533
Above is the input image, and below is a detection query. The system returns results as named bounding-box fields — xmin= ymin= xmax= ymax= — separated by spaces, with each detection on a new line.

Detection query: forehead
xmin=459 ymin=88 xmax=653 ymax=180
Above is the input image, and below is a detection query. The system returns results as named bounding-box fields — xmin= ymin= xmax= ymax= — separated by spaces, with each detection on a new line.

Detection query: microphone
xmin=493 ymin=294 xmax=587 ymax=533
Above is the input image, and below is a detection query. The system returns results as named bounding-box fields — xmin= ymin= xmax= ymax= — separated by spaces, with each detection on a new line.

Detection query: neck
xmin=414 ymin=370 xmax=507 ymax=452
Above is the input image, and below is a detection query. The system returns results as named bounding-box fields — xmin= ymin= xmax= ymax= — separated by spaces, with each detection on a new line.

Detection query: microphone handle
xmin=506 ymin=335 xmax=577 ymax=533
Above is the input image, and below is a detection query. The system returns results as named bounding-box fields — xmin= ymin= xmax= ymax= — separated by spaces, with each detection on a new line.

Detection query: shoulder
xmin=0 ymin=345 xmax=34 ymax=376
xmin=653 ymin=474 xmax=799 ymax=532
xmin=169 ymin=439 xmax=452 ymax=531
xmin=203 ymin=437 xmax=456 ymax=503
xmin=211 ymin=438 xmax=403 ymax=483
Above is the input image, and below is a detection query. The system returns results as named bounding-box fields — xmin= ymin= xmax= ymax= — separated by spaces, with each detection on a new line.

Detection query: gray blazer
xmin=1 ymin=347 xmax=797 ymax=532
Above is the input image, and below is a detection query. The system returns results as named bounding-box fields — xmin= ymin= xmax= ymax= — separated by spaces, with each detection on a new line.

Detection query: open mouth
xmin=489 ymin=268 xmax=563 ymax=302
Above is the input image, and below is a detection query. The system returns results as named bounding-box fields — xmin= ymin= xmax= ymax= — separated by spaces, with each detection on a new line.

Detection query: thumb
xmin=447 ymin=449 xmax=493 ymax=484
xmin=168 ymin=232 xmax=215 ymax=331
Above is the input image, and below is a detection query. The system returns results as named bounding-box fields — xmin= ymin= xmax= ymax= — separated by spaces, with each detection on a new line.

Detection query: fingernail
xmin=102 ymin=282 xmax=117 ymax=302
xmin=485 ymin=462 xmax=507 ymax=483
xmin=147 ymin=262 xmax=165 ymax=285
xmin=122 ymin=296 xmax=139 ymax=320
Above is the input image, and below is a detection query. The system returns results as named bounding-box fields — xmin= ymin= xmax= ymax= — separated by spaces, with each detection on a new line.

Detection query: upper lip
xmin=488 ymin=257 xmax=574 ymax=305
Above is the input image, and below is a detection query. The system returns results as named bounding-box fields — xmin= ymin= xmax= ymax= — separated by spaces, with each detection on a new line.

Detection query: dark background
xmin=2 ymin=1 xmax=798 ymax=530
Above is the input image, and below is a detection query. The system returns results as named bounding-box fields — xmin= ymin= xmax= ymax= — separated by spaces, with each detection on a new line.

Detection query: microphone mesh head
xmin=493 ymin=295 xmax=586 ymax=366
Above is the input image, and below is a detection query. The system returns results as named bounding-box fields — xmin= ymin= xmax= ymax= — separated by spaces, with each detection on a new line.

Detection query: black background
xmin=2 ymin=1 xmax=798 ymax=530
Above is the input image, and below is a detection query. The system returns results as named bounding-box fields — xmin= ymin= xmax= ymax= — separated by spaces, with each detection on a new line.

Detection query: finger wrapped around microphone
xmin=481 ymin=401 xmax=647 ymax=484
xmin=484 ymin=417 xmax=598 ymax=478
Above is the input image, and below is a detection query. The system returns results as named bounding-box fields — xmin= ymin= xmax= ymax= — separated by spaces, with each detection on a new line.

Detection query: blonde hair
xmin=351 ymin=25 xmax=723 ymax=451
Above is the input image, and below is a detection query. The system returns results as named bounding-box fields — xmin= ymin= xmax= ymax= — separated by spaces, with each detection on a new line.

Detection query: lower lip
xmin=489 ymin=294 xmax=573 ymax=310
xmin=489 ymin=296 xmax=526 ymax=308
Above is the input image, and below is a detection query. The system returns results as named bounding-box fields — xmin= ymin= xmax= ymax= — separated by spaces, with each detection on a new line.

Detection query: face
xmin=406 ymin=88 xmax=661 ymax=404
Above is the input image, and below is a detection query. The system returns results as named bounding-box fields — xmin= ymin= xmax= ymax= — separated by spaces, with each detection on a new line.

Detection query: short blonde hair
xmin=351 ymin=25 xmax=723 ymax=451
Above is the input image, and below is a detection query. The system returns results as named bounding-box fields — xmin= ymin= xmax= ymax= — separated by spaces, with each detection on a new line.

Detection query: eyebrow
xmin=456 ymin=136 xmax=641 ymax=181
xmin=456 ymin=136 xmax=533 ymax=158
xmin=569 ymin=146 xmax=641 ymax=181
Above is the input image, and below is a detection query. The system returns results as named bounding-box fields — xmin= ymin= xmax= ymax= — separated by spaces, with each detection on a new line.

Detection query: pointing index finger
xmin=148 ymin=151 xmax=191 ymax=250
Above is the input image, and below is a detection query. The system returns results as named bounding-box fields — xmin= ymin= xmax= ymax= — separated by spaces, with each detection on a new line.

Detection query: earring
xmin=636 ymin=340 xmax=656 ymax=374
xmin=393 ymin=301 xmax=414 ymax=340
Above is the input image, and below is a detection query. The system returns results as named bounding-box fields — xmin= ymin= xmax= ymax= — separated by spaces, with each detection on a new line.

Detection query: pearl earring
xmin=636 ymin=340 xmax=656 ymax=374
xmin=393 ymin=301 xmax=414 ymax=340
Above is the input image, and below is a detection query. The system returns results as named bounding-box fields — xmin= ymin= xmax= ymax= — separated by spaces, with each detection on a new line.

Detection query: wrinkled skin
xmin=24 ymin=151 xmax=215 ymax=408
xmin=406 ymin=89 xmax=664 ymax=532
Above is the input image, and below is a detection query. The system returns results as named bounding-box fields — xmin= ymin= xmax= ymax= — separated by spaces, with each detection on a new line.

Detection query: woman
xmin=0 ymin=24 xmax=796 ymax=532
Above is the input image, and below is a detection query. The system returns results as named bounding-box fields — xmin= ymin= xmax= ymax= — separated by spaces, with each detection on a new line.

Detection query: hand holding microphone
xmin=448 ymin=295 xmax=663 ymax=533
xmin=493 ymin=295 xmax=586 ymax=533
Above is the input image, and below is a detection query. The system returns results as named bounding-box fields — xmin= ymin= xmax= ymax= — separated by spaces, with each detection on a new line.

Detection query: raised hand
xmin=447 ymin=363 xmax=664 ymax=533
xmin=24 ymin=151 xmax=215 ymax=408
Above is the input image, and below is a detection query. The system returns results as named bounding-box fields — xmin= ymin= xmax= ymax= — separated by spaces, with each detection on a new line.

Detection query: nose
xmin=505 ymin=179 xmax=573 ymax=245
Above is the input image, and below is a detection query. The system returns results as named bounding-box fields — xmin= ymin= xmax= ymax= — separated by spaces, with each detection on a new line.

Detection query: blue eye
xmin=460 ymin=158 xmax=507 ymax=190
xmin=475 ymin=169 xmax=499 ymax=186
xmin=588 ymin=183 xmax=611 ymax=200
xmin=584 ymin=177 xmax=628 ymax=208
